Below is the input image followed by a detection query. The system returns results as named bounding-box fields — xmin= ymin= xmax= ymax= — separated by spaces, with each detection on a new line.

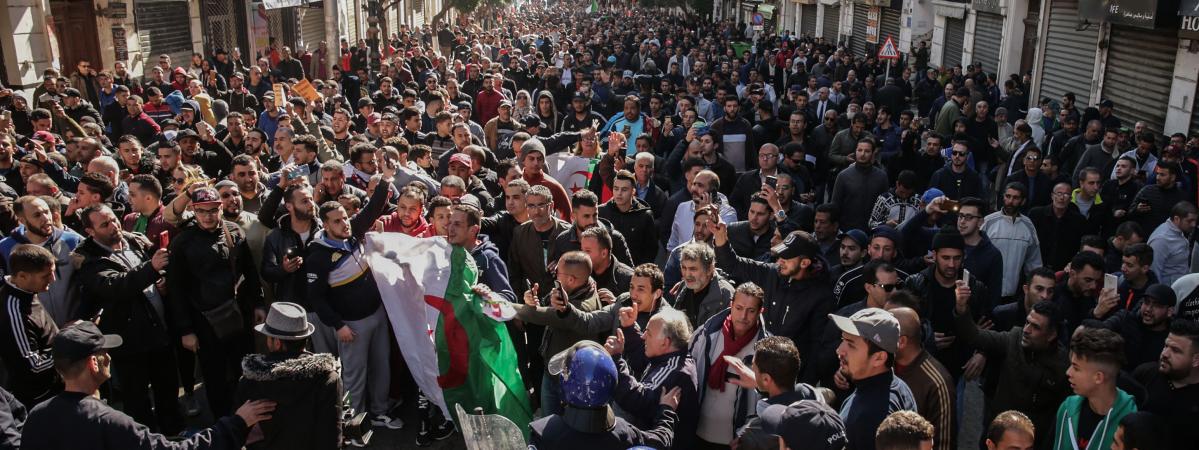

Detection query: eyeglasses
xmin=1025 ymin=154 xmax=1043 ymax=161
xmin=193 ymin=207 xmax=220 ymax=216
xmin=526 ymin=201 xmax=551 ymax=209
xmin=1052 ymin=191 xmax=1070 ymax=197
xmin=951 ymin=151 xmax=968 ymax=157
xmin=872 ymin=282 xmax=898 ymax=292
xmin=759 ymin=153 xmax=779 ymax=159
xmin=957 ymin=213 xmax=982 ymax=221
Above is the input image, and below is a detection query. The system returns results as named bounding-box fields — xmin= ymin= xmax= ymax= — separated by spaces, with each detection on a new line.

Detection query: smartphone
xmin=92 ymin=308 xmax=104 ymax=325
xmin=285 ymin=247 xmax=299 ymax=259
xmin=551 ymin=281 xmax=568 ymax=307
xmin=158 ymin=231 xmax=170 ymax=249
xmin=962 ymin=268 xmax=971 ymax=286
xmin=622 ymin=124 xmax=631 ymax=136
xmin=942 ymin=199 xmax=960 ymax=212
xmin=287 ymin=164 xmax=310 ymax=180
xmin=765 ymin=175 xmax=777 ymax=188
xmin=1104 ymin=273 xmax=1117 ymax=292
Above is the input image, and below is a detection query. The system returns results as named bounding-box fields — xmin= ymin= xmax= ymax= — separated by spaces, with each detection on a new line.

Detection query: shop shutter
xmin=822 ymin=5 xmax=840 ymax=41
xmin=880 ymin=7 xmax=901 ymax=43
xmin=1101 ymin=26 xmax=1177 ymax=134
xmin=943 ymin=17 xmax=965 ymax=69
xmin=1190 ymin=92 xmax=1199 ymax=135
xmin=972 ymin=12 xmax=1003 ymax=75
xmin=1039 ymin=0 xmax=1100 ymax=106
xmin=298 ymin=5 xmax=325 ymax=52
xmin=342 ymin=0 xmax=358 ymax=41
xmin=851 ymin=5 xmax=868 ymax=57
xmin=803 ymin=5 xmax=818 ymax=37
xmin=135 ymin=0 xmax=194 ymax=71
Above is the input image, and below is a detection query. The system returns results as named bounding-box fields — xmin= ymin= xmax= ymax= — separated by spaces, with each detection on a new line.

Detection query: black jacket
xmin=529 ymin=405 xmax=677 ymax=450
xmin=714 ymin=242 xmax=835 ymax=383
xmin=0 ymin=386 xmax=24 ymax=449
xmin=71 ymin=233 xmax=169 ymax=354
xmin=261 ymin=213 xmax=321 ymax=309
xmin=167 ymin=219 xmax=263 ymax=338
xmin=548 ymin=219 xmax=635 ymax=268
xmin=598 ymin=199 xmax=659 ymax=266
xmin=303 ymin=181 xmax=390 ymax=329
xmin=727 ymin=220 xmax=774 ymax=261
xmin=21 ymin=391 xmax=248 ymax=450
xmin=614 ymin=350 xmax=699 ymax=449
xmin=236 ymin=352 xmax=342 ymax=450
xmin=0 ymin=281 xmax=59 ymax=406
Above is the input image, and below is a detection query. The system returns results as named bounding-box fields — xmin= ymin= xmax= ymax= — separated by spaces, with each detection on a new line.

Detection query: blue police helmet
xmin=550 ymin=341 xmax=617 ymax=408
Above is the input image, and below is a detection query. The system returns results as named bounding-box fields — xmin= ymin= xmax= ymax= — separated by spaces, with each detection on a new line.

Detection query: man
xmin=20 ymin=321 xmax=276 ymax=449
xmin=1051 ymin=328 xmax=1137 ymax=450
xmin=929 ymin=139 xmax=985 ymax=200
xmin=834 ymin=226 xmax=907 ymax=307
xmin=1101 ymin=283 xmax=1174 ymax=370
xmin=724 ymin=335 xmax=823 ymax=416
xmin=935 ymin=88 xmax=968 ymax=137
xmin=1129 ymin=161 xmax=1187 ymax=233
xmin=168 ymin=187 xmax=264 ymax=418
xmin=1007 ymin=146 xmax=1053 ymax=208
xmin=123 ymin=175 xmax=174 ymax=240
xmin=547 ymin=190 xmax=633 ymax=266
xmin=518 ymin=139 xmax=573 ymax=221
xmin=1147 ymin=202 xmax=1196 ymax=285
xmin=820 ymin=260 xmax=900 ymax=385
xmin=72 ymin=204 xmax=182 ymax=434
xmin=1028 ymin=182 xmax=1087 ymax=271
xmin=955 ymin=296 xmax=1070 ymax=450
xmin=833 ymin=229 xmax=869 ymax=278
xmin=992 ymin=267 xmax=1057 ymax=331
xmin=1132 ymin=319 xmax=1199 ymax=450
xmin=1102 ymin=157 xmax=1144 ymax=230
xmin=1074 ymin=128 xmax=1123 ymax=182
xmin=235 ymin=302 xmax=342 ymax=449
xmin=831 ymin=138 xmax=890 ymax=232
xmin=710 ymin=96 xmax=753 ymax=171
xmin=0 ymin=245 xmax=61 ymax=407
xmin=515 ymin=251 xmax=607 ymax=415
xmin=765 ymin=173 xmax=815 ymax=235
xmin=229 ymin=155 xmax=265 ymax=215
xmin=303 ymin=167 xmax=402 ymax=430
xmin=673 ymin=241 xmax=735 ymax=327
xmin=527 ymin=341 xmax=681 ymax=449
xmin=0 ymin=196 xmax=83 ymax=325
xmin=1117 ymin=243 xmax=1157 ymax=310
xmin=751 ymin=399 xmax=849 ymax=450
xmin=951 ymin=197 xmax=1004 ymax=308
xmin=714 ymin=226 xmax=835 ymax=384
xmin=831 ymin=308 xmax=918 ymax=450
xmin=578 ymin=226 xmax=633 ymax=296
xmin=599 ymin=170 xmax=658 ymax=266
xmin=983 ymin=411 xmax=1036 ymax=450
xmin=731 ymin=143 xmax=783 ymax=219
xmin=874 ymin=411 xmax=935 ymax=450
xmin=259 ymin=182 xmax=335 ymax=352
xmin=602 ymin=308 xmax=700 ymax=449
xmin=1110 ymin=412 xmax=1169 ymax=450
xmin=667 ymin=169 xmax=737 ymax=251
xmin=981 ymin=182 xmax=1043 ymax=300
xmin=691 ymin=282 xmax=770 ymax=448
xmin=891 ymin=307 xmax=954 ymax=450
xmin=727 ymin=194 xmax=776 ymax=261
xmin=869 ymin=171 xmax=920 ymax=229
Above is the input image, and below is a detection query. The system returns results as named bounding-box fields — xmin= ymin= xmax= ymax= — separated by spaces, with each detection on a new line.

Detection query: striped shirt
xmin=897 ymin=350 xmax=956 ymax=450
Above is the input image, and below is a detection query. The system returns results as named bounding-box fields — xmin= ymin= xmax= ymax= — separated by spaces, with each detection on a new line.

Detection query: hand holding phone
xmin=1104 ymin=273 xmax=1117 ymax=292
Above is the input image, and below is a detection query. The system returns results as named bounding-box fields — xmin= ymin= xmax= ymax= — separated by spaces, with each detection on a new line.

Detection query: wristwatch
xmin=775 ymin=210 xmax=788 ymax=221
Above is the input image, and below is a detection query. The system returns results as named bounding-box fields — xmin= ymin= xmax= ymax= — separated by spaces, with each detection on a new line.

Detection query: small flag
xmin=589 ymin=0 xmax=599 ymax=13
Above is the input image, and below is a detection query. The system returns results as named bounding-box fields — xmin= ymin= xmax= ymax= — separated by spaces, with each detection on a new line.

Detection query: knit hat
xmin=870 ymin=225 xmax=901 ymax=248
xmin=520 ymin=138 xmax=546 ymax=161
xmin=931 ymin=224 xmax=965 ymax=251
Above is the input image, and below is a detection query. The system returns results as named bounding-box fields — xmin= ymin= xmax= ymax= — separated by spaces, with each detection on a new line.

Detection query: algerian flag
xmin=366 ymin=233 xmax=532 ymax=435
xmin=545 ymin=153 xmax=599 ymax=195
xmin=589 ymin=0 xmax=599 ymax=13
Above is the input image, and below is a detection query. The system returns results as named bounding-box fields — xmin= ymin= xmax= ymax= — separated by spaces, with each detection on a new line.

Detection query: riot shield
xmin=455 ymin=404 xmax=527 ymax=450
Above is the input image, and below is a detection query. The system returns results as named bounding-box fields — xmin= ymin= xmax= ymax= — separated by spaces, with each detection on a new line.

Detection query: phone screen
xmin=1104 ymin=273 xmax=1117 ymax=292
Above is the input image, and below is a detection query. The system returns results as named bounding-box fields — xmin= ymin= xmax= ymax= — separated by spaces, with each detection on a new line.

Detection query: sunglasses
xmin=872 ymin=283 xmax=899 ymax=292
xmin=951 ymin=151 xmax=968 ymax=157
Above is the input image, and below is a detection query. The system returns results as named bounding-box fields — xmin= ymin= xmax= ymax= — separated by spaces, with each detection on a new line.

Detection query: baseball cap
xmin=456 ymin=101 xmax=473 ymax=111
xmin=837 ymin=229 xmax=869 ymax=249
xmin=521 ymin=114 xmax=547 ymax=129
xmin=63 ymin=88 xmax=82 ymax=98
xmin=829 ymin=307 xmax=901 ymax=354
xmin=1099 ymin=98 xmax=1115 ymax=108
xmin=357 ymin=98 xmax=374 ymax=108
xmin=366 ymin=112 xmax=381 ymax=126
xmin=771 ymin=231 xmax=821 ymax=260
xmin=449 ymin=152 xmax=473 ymax=168
xmin=870 ymin=225 xmax=902 ymax=248
xmin=1143 ymin=284 xmax=1177 ymax=307
xmin=622 ymin=70 xmax=635 ymax=79
xmin=954 ymin=87 xmax=970 ymax=98
xmin=453 ymin=194 xmax=483 ymax=212
xmin=572 ymin=91 xmax=590 ymax=101
xmin=174 ymin=129 xmax=200 ymax=141
xmin=499 ymin=99 xmax=513 ymax=108
xmin=190 ymin=186 xmax=221 ymax=205
xmin=758 ymin=401 xmax=848 ymax=450
xmin=31 ymin=131 xmax=57 ymax=146
xmin=53 ymin=321 xmax=122 ymax=365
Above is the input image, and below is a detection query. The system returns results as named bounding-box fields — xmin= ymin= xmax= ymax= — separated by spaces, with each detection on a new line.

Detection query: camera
xmin=340 ymin=393 xmax=373 ymax=447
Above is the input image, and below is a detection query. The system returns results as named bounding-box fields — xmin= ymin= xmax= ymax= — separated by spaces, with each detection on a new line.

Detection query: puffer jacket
xmin=71 ymin=232 xmax=169 ymax=354
xmin=236 ymin=352 xmax=342 ymax=450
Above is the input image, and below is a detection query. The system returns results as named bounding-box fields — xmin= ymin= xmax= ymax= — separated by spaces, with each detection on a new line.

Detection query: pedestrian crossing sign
xmin=878 ymin=36 xmax=899 ymax=60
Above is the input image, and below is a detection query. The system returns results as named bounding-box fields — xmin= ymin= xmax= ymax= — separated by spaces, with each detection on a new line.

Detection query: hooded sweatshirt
xmin=1051 ymin=389 xmax=1136 ymax=450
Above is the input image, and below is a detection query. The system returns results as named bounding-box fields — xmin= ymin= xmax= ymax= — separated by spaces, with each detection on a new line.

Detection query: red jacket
xmin=475 ymin=88 xmax=504 ymax=125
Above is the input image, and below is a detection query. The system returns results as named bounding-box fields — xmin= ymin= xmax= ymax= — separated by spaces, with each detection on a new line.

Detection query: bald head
xmin=890 ymin=307 xmax=923 ymax=355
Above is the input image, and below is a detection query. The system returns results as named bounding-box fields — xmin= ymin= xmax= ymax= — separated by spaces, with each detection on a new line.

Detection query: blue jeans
xmin=540 ymin=375 xmax=563 ymax=417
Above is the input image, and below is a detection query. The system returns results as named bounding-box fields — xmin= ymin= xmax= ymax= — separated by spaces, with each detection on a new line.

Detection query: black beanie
xmin=931 ymin=225 xmax=966 ymax=251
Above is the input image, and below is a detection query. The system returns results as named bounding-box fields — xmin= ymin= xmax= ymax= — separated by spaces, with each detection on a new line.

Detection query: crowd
xmin=0 ymin=1 xmax=1195 ymax=450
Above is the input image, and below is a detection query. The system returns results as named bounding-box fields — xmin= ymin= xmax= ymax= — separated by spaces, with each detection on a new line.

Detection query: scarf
xmin=707 ymin=314 xmax=756 ymax=391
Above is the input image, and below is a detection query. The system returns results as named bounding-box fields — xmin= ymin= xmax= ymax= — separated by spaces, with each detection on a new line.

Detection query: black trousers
xmin=193 ymin=318 xmax=249 ymax=417
xmin=111 ymin=345 xmax=185 ymax=435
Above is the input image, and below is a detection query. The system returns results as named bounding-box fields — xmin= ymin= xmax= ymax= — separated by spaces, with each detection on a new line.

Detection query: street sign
xmin=752 ymin=12 xmax=764 ymax=31
xmin=877 ymin=36 xmax=899 ymax=60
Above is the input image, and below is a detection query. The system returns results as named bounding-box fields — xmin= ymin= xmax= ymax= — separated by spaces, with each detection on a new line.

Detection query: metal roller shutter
xmin=851 ymin=5 xmax=868 ymax=58
xmin=299 ymin=6 xmax=325 ymax=52
xmin=803 ymin=5 xmax=818 ymax=37
xmin=823 ymin=5 xmax=841 ymax=41
xmin=342 ymin=0 xmax=358 ymax=41
xmin=1191 ymin=93 xmax=1199 ymax=135
xmin=1040 ymin=0 xmax=1099 ymax=106
xmin=135 ymin=0 xmax=193 ymax=72
xmin=972 ymin=12 xmax=1002 ymax=75
xmin=1102 ymin=26 xmax=1177 ymax=134
xmin=943 ymin=17 xmax=965 ymax=69
xmin=880 ymin=8 xmax=900 ymax=43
